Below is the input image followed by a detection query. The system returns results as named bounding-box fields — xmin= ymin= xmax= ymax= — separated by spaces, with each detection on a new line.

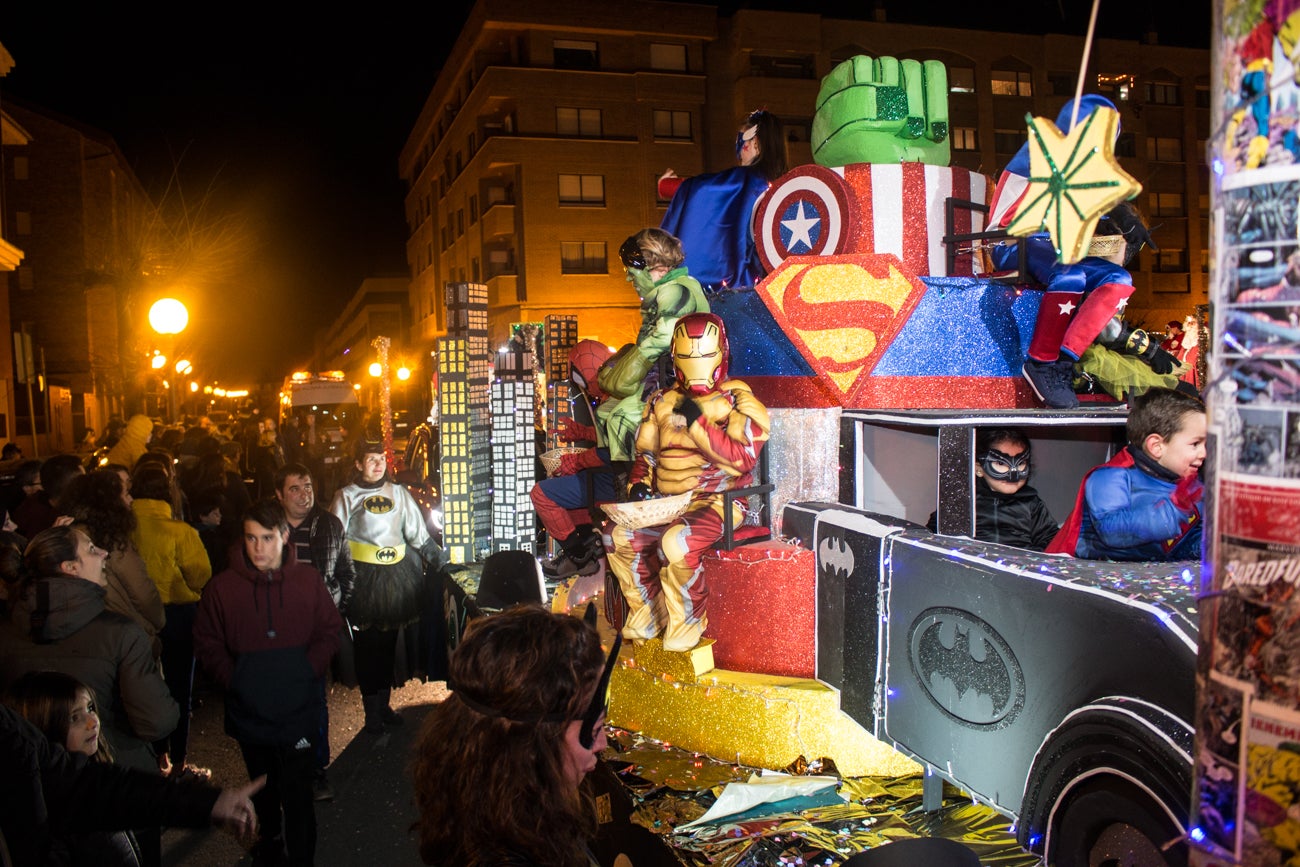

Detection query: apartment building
xmin=399 ymin=1 xmax=1209 ymax=353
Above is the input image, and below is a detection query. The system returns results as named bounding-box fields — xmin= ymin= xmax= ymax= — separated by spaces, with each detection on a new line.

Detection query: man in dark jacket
xmin=275 ymin=462 xmax=355 ymax=801
xmin=193 ymin=500 xmax=341 ymax=867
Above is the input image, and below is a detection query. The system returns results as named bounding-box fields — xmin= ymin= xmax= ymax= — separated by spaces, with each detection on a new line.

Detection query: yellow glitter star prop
xmin=1006 ymin=105 xmax=1141 ymax=265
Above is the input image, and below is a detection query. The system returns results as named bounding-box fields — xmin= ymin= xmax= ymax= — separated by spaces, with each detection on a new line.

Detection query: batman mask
xmin=980 ymin=447 xmax=1030 ymax=483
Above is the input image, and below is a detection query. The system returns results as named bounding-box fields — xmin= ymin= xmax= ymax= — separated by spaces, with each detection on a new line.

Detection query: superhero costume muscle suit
xmin=606 ymin=313 xmax=769 ymax=653
xmin=596 ymin=236 xmax=709 ymax=462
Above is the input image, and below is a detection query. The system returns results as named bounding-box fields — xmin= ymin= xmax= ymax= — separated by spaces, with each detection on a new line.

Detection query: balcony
xmin=480 ymin=203 xmax=516 ymax=239
xmin=486 ymin=271 xmax=518 ymax=306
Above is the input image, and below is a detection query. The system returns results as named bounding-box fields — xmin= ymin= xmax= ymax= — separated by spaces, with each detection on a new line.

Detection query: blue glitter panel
xmin=874 ymin=277 xmax=1041 ymax=377
xmin=710 ymin=290 xmax=815 ymax=378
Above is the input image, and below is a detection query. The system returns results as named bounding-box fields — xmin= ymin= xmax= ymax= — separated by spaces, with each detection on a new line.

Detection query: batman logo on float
xmin=907 ymin=607 xmax=1024 ymax=729
xmin=818 ymin=536 xmax=854 ymax=576
xmin=375 ymin=547 xmax=398 ymax=563
xmin=363 ymin=495 xmax=395 ymax=514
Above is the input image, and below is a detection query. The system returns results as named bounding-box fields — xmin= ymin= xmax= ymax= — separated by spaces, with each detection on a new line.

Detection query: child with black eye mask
xmin=931 ymin=428 xmax=1059 ymax=551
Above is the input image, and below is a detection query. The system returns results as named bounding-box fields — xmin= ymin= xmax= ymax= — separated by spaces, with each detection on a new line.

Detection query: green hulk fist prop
xmin=812 ymin=55 xmax=950 ymax=167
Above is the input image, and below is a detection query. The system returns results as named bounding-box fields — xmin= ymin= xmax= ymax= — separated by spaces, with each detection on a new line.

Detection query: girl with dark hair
xmin=411 ymin=605 xmax=615 ymax=866
xmin=6 ymin=669 xmax=144 ymax=865
xmin=659 ymin=109 xmax=788 ymax=292
xmin=63 ymin=470 xmax=165 ymax=657
xmin=0 ymin=525 xmax=178 ymax=776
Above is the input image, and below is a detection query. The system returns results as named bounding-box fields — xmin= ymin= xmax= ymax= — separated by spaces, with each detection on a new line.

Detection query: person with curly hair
xmin=62 ymin=469 xmax=166 ymax=657
xmin=411 ymin=605 xmax=616 ymax=866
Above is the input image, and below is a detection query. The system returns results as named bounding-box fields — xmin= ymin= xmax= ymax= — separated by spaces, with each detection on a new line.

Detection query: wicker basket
xmin=601 ymin=491 xmax=693 ymax=530
xmin=540 ymin=447 xmax=588 ymax=477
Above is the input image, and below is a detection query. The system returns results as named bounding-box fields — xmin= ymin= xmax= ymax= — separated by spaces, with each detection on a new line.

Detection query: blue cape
xmin=661 ymin=165 xmax=770 ymax=291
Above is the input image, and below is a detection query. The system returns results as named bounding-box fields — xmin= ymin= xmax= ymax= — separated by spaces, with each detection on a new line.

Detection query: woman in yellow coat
xmin=131 ymin=463 xmax=212 ymax=778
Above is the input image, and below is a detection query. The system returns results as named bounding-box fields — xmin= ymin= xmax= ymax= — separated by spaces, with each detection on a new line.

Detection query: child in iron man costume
xmin=605 ymin=313 xmax=769 ymax=652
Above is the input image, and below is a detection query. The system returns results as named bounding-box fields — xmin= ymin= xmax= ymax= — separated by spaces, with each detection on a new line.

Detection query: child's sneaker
xmin=1022 ymin=359 xmax=1079 ymax=409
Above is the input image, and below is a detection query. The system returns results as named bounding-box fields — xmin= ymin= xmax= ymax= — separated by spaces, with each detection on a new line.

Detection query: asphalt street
xmin=162 ymin=677 xmax=449 ymax=866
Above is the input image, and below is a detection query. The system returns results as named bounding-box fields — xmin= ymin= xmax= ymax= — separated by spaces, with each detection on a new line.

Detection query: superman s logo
xmin=756 ymin=253 xmax=926 ymax=404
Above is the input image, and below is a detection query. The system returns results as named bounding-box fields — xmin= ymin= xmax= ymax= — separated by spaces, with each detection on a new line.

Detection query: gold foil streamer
xmin=605 ymin=728 xmax=1039 ymax=867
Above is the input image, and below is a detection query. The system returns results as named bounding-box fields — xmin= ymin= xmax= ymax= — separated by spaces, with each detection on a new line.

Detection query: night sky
xmin=1 ymin=1 xmax=1209 ymax=387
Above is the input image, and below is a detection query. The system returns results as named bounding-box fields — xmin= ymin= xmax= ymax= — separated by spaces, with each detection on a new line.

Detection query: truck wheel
xmin=1050 ymin=778 xmax=1187 ymax=867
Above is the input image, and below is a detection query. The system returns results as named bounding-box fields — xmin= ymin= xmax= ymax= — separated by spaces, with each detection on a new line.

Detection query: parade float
xmin=428 ymin=31 xmax=1216 ymax=867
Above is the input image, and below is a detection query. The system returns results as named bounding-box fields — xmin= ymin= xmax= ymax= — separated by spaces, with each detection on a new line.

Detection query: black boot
xmin=362 ymin=693 xmax=386 ymax=734
xmin=379 ymin=688 xmax=403 ymax=727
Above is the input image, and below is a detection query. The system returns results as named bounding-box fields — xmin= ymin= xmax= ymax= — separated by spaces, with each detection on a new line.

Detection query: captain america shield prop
xmin=754 ymin=165 xmax=856 ymax=273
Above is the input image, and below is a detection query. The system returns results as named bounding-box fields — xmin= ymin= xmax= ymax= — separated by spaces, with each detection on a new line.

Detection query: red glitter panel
xmin=704 ymin=542 xmax=816 ymax=678
xmin=849 ymin=376 xmax=1039 ymax=410
xmin=950 ymin=169 xmax=973 ymax=276
xmin=744 ymin=375 xmax=841 ymax=409
xmin=900 ymin=163 xmax=929 ymax=274
xmin=842 ymin=163 xmax=875 ymax=254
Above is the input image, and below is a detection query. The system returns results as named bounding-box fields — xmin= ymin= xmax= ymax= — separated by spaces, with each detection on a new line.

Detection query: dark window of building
xmin=949 ymin=67 xmax=976 ymax=93
xmin=1047 ymin=72 xmax=1075 ymax=96
xmin=560 ymin=242 xmax=608 ymax=274
xmin=457 ymin=209 xmax=465 ymax=236
xmin=558 ymin=174 xmax=605 ymax=205
xmin=1153 ymin=249 xmax=1187 ymax=272
xmin=994 ymin=129 xmax=1024 ymax=154
xmin=1195 ymin=86 xmax=1211 ymax=108
xmin=650 ymin=43 xmax=687 ymax=72
xmin=991 ymin=69 xmax=1032 ymax=97
xmin=470 ymin=195 xmax=478 ymax=224
xmin=1145 ymin=81 xmax=1181 ymax=105
xmin=1115 ymin=133 xmax=1137 ymax=157
xmin=653 ymin=110 xmax=692 ymax=140
xmin=749 ymin=53 xmax=816 ymax=79
xmin=1147 ymin=137 xmax=1184 ymax=162
xmin=557 ymin=107 xmax=602 ymax=137
xmin=1150 ymin=192 xmax=1185 ymax=216
xmin=952 ymin=127 xmax=977 ymax=151
xmin=554 ymin=39 xmax=599 ymax=70
xmin=472 ymin=258 xmax=480 ymax=282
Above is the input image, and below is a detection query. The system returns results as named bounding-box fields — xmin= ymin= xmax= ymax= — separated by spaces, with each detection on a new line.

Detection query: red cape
xmin=1044 ymin=447 xmax=1135 ymax=556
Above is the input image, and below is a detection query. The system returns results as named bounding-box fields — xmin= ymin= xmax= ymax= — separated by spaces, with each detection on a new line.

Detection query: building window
xmin=952 ymin=127 xmax=977 ymax=151
xmin=1115 ymin=133 xmax=1137 ymax=158
xmin=558 ymin=174 xmax=605 ymax=206
xmin=1150 ymin=192 xmax=1185 ymax=216
xmin=991 ymin=69 xmax=1032 ymax=97
xmin=557 ymin=107 xmax=602 ymax=137
xmin=1047 ymin=72 xmax=1075 ymax=96
xmin=1145 ymin=81 xmax=1181 ymax=105
xmin=1195 ymin=85 xmax=1211 ymax=108
xmin=650 ymin=43 xmax=687 ymax=72
xmin=1097 ymin=73 xmax=1134 ymax=101
xmin=749 ymin=53 xmax=815 ymax=79
xmin=994 ymin=129 xmax=1024 ymax=154
xmin=12 ymin=156 xmax=28 ymax=180
xmin=457 ymin=209 xmax=465 ymax=236
xmin=949 ymin=67 xmax=976 ymax=93
xmin=467 ymin=132 xmax=477 ymax=155
xmin=1153 ymin=249 xmax=1187 ymax=272
xmin=554 ymin=39 xmax=599 ymax=70
xmin=15 ymin=212 xmax=31 ymax=235
xmin=560 ymin=242 xmax=608 ymax=274
xmin=1201 ymin=248 xmax=1210 ymax=272
xmin=1147 ymin=137 xmax=1184 ymax=162
xmin=653 ymin=110 xmax=692 ymax=140
xmin=472 ymin=258 xmax=480 ymax=282
xmin=469 ymin=195 xmax=478 ymax=224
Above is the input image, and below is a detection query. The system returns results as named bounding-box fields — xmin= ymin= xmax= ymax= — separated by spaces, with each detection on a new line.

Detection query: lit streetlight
xmin=148 ymin=298 xmax=189 ymax=335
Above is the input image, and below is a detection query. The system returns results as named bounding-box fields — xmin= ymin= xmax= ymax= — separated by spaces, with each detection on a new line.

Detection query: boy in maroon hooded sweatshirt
xmin=194 ymin=499 xmax=341 ymax=867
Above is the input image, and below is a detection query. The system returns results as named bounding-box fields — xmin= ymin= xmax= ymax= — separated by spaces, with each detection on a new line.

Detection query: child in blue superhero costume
xmin=1048 ymin=388 xmax=1206 ymax=561
xmin=658 ymin=110 xmax=787 ymax=292
xmin=989 ymin=97 xmax=1168 ymax=409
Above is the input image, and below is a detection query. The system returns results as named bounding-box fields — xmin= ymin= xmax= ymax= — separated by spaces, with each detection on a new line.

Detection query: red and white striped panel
xmin=754 ymin=163 xmax=992 ymax=278
xmin=838 ymin=163 xmax=990 ymax=277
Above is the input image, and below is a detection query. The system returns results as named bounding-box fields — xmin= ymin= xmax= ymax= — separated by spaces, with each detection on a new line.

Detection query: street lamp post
xmin=148 ymin=299 xmax=188 ymax=422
